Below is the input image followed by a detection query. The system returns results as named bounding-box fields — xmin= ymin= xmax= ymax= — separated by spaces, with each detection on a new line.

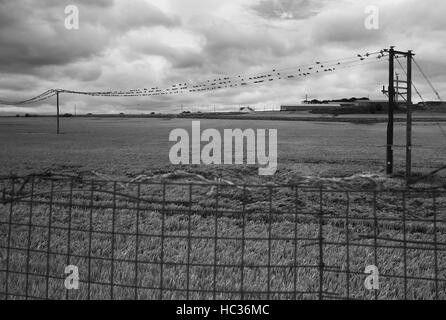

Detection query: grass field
xmin=0 ymin=117 xmax=445 ymax=179
xmin=0 ymin=117 xmax=445 ymax=300
xmin=0 ymin=178 xmax=445 ymax=300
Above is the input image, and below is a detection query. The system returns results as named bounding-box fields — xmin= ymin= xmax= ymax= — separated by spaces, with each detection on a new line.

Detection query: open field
xmin=1 ymin=117 xmax=445 ymax=300
xmin=1 ymin=177 xmax=445 ymax=300
xmin=0 ymin=117 xmax=445 ymax=180
xmin=178 ymin=110 xmax=446 ymax=122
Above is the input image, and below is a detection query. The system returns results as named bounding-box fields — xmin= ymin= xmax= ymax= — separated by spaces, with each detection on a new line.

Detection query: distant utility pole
xmin=56 ymin=90 xmax=60 ymax=134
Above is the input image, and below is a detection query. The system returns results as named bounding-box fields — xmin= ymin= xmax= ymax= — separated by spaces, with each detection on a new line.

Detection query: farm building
xmin=421 ymin=101 xmax=446 ymax=111
xmin=239 ymin=106 xmax=255 ymax=112
xmin=350 ymin=100 xmax=388 ymax=108
xmin=280 ymin=103 xmax=341 ymax=112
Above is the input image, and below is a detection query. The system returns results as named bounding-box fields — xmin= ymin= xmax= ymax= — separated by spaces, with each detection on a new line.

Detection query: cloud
xmin=250 ymin=0 xmax=328 ymax=20
xmin=1 ymin=0 xmax=446 ymax=114
xmin=0 ymin=0 xmax=179 ymax=74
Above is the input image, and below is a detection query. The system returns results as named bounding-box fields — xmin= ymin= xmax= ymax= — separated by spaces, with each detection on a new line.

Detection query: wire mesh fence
xmin=0 ymin=175 xmax=445 ymax=300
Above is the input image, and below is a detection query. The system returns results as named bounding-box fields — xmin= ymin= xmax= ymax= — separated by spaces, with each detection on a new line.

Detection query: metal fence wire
xmin=0 ymin=175 xmax=445 ymax=300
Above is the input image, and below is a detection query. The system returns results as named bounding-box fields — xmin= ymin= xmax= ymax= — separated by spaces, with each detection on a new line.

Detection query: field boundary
xmin=1 ymin=175 xmax=445 ymax=300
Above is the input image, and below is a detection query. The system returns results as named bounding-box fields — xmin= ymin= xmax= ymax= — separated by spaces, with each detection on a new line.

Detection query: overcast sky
xmin=0 ymin=0 xmax=445 ymax=114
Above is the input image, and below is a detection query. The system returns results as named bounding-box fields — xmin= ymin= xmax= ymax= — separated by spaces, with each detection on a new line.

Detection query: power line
xmin=412 ymin=57 xmax=443 ymax=101
xmin=395 ymin=57 xmax=425 ymax=104
xmin=395 ymin=55 xmax=446 ymax=161
xmin=68 ymin=53 xmax=384 ymax=97
xmin=0 ymin=90 xmax=56 ymax=106
xmin=0 ymin=50 xmax=387 ymax=105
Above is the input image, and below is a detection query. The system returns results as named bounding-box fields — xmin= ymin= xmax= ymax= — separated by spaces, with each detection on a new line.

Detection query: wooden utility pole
xmin=384 ymin=47 xmax=414 ymax=181
xmin=56 ymin=90 xmax=60 ymax=134
xmin=406 ymin=51 xmax=413 ymax=184
xmin=387 ymin=47 xmax=395 ymax=175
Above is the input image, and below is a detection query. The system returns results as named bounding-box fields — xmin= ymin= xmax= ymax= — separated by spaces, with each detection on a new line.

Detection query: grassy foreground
xmin=0 ymin=176 xmax=445 ymax=300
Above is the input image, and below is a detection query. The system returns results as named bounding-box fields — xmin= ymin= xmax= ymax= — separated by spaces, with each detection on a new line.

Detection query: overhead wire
xmin=61 ymin=51 xmax=385 ymax=97
xmin=413 ymin=57 xmax=442 ymax=101
xmin=395 ymin=54 xmax=446 ymax=186
xmin=395 ymin=57 xmax=425 ymax=105
xmin=0 ymin=49 xmax=387 ymax=104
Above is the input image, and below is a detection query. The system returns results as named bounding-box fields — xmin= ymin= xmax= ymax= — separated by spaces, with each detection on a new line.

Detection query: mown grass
xmin=1 ymin=117 xmax=446 ymax=179
xmin=0 ymin=178 xmax=445 ymax=300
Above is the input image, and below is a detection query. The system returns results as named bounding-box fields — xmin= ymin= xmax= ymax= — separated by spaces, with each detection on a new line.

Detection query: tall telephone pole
xmin=383 ymin=47 xmax=414 ymax=182
xmin=406 ymin=51 xmax=413 ymax=183
xmin=386 ymin=47 xmax=395 ymax=175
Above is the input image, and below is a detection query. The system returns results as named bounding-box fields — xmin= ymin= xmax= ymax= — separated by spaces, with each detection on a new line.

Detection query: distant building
xmin=350 ymin=100 xmax=388 ymax=108
xmin=422 ymin=101 xmax=446 ymax=107
xmin=239 ymin=106 xmax=255 ymax=113
xmin=419 ymin=101 xmax=446 ymax=112
xmin=281 ymin=98 xmax=432 ymax=113
xmin=280 ymin=103 xmax=340 ymax=112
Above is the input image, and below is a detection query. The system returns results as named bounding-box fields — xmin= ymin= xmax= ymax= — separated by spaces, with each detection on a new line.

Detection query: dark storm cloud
xmin=1 ymin=0 xmax=446 ymax=113
xmin=186 ymin=15 xmax=295 ymax=77
xmin=0 ymin=0 xmax=179 ymax=74
xmin=201 ymin=22 xmax=288 ymax=59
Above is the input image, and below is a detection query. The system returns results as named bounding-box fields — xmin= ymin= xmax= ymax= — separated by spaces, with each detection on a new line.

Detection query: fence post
xmin=45 ymin=180 xmax=54 ymax=300
xmin=267 ymin=186 xmax=273 ymax=300
xmin=64 ymin=178 xmax=74 ymax=300
xmin=402 ymin=192 xmax=408 ymax=299
xmin=318 ymin=187 xmax=324 ymax=300
xmin=4 ymin=177 xmax=15 ymax=300
xmin=240 ymin=185 xmax=246 ymax=300
xmin=24 ymin=175 xmax=35 ymax=299
xmin=134 ymin=182 xmax=141 ymax=300
xmin=186 ymin=183 xmax=193 ymax=300
xmin=345 ymin=192 xmax=350 ymax=299
xmin=433 ymin=191 xmax=439 ymax=300
xmin=159 ymin=183 xmax=166 ymax=300
xmin=293 ymin=187 xmax=299 ymax=300
xmin=88 ymin=180 xmax=95 ymax=300
xmin=213 ymin=184 xmax=219 ymax=300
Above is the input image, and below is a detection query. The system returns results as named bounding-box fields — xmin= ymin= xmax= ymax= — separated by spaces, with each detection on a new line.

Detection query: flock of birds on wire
xmin=0 ymin=50 xmax=389 ymax=106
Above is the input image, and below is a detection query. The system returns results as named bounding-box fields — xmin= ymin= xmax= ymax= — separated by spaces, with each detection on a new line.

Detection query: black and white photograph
xmin=0 ymin=0 xmax=445 ymax=305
